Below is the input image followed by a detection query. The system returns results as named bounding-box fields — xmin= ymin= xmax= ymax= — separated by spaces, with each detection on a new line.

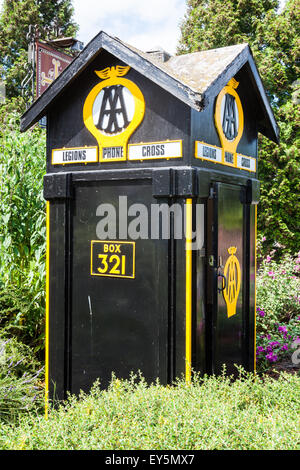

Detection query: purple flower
xmin=266 ymin=353 xmax=278 ymax=362
xmin=278 ymin=325 xmax=288 ymax=334
xmin=256 ymin=346 xmax=265 ymax=354
xmin=281 ymin=344 xmax=289 ymax=351
xmin=256 ymin=307 xmax=265 ymax=317
xmin=269 ymin=341 xmax=280 ymax=347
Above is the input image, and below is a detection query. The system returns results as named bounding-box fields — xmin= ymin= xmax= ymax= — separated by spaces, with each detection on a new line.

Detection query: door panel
xmin=214 ymin=183 xmax=245 ymax=375
xmin=70 ymin=180 xmax=169 ymax=393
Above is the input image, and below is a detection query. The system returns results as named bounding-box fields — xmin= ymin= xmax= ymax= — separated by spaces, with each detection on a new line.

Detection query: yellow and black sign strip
xmin=128 ymin=140 xmax=183 ymax=161
xmin=195 ymin=141 xmax=222 ymax=164
xmin=195 ymin=141 xmax=256 ymax=173
xmin=52 ymin=146 xmax=98 ymax=165
xmin=91 ymin=240 xmax=135 ymax=279
xmin=236 ymin=153 xmax=256 ymax=172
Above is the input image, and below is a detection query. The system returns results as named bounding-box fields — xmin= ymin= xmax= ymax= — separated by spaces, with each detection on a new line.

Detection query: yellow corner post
xmin=45 ymin=201 xmax=50 ymax=418
xmin=254 ymin=205 xmax=257 ymax=373
xmin=185 ymin=198 xmax=193 ymax=383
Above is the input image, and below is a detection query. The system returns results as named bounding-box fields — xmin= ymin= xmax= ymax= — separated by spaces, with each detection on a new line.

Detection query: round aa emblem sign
xmin=83 ymin=65 xmax=145 ymax=162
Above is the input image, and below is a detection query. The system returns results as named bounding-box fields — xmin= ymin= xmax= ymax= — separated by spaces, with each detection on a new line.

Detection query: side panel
xmin=249 ymin=204 xmax=256 ymax=371
xmin=48 ymin=200 xmax=69 ymax=400
xmin=194 ymin=202 xmax=206 ymax=375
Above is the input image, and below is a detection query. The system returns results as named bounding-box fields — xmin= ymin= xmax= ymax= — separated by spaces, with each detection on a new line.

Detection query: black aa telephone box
xmin=21 ymin=32 xmax=278 ymax=400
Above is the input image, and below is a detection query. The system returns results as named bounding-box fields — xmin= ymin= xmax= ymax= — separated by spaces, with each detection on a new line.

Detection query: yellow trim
xmin=128 ymin=139 xmax=183 ymax=161
xmin=45 ymin=201 xmax=50 ymax=418
xmin=185 ymin=199 xmax=193 ymax=383
xmin=254 ymin=205 xmax=257 ymax=372
xmin=90 ymin=240 xmax=136 ymax=279
xmin=51 ymin=146 xmax=98 ymax=165
xmin=83 ymin=67 xmax=145 ymax=162
xmin=214 ymin=79 xmax=244 ymax=168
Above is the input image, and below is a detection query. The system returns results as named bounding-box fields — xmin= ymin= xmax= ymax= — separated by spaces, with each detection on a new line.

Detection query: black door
xmin=207 ymin=182 xmax=246 ymax=375
xmin=70 ymin=180 xmax=169 ymax=393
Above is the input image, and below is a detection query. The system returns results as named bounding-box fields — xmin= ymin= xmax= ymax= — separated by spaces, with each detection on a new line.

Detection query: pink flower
xmin=266 ymin=255 xmax=271 ymax=263
xmin=268 ymin=271 xmax=275 ymax=279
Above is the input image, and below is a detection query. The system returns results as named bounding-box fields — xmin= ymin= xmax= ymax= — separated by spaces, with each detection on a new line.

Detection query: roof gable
xmin=20 ymin=31 xmax=279 ymax=143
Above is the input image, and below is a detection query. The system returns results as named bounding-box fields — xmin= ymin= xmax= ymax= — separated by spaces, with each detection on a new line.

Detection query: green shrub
xmin=256 ymin=251 xmax=300 ymax=371
xmin=0 ymin=284 xmax=45 ymax=355
xmin=0 ymin=331 xmax=44 ymax=424
xmin=0 ymin=115 xmax=46 ymax=352
xmin=0 ymin=372 xmax=299 ymax=450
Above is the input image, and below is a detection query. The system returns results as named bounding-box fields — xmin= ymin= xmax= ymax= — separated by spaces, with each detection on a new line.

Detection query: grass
xmin=0 ymin=370 xmax=299 ymax=450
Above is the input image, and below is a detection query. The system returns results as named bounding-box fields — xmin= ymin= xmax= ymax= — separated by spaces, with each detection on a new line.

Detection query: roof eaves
xmin=20 ymin=31 xmax=204 ymax=132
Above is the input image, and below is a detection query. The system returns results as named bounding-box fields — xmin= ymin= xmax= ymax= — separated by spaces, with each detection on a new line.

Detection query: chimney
xmin=146 ymin=47 xmax=172 ymax=63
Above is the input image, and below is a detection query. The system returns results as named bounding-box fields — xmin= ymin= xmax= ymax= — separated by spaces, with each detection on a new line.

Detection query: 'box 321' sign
xmin=90 ymin=240 xmax=135 ymax=279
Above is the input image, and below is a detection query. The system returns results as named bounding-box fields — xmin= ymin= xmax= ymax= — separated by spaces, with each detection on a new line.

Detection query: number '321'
xmin=97 ymin=254 xmax=126 ymax=275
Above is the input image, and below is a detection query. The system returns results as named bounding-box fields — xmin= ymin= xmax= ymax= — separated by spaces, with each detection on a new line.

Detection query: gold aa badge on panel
xmin=214 ymin=78 xmax=244 ymax=168
xmin=223 ymin=246 xmax=241 ymax=318
xmin=83 ymin=65 xmax=145 ymax=162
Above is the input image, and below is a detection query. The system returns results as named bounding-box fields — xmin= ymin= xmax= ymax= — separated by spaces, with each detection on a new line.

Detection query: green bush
xmin=256 ymin=251 xmax=300 ymax=370
xmin=0 ymin=372 xmax=299 ymax=450
xmin=0 ymin=331 xmax=44 ymax=424
xmin=0 ymin=115 xmax=46 ymax=352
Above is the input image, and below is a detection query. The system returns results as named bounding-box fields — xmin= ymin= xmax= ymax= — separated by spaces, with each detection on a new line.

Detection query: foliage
xmin=256 ymin=251 xmax=300 ymax=370
xmin=258 ymin=101 xmax=300 ymax=256
xmin=0 ymin=371 xmax=299 ymax=450
xmin=0 ymin=116 xmax=46 ymax=352
xmin=0 ymin=0 xmax=78 ymax=99
xmin=0 ymin=331 xmax=44 ymax=424
xmin=178 ymin=0 xmax=300 ymax=254
xmin=178 ymin=0 xmax=279 ymax=57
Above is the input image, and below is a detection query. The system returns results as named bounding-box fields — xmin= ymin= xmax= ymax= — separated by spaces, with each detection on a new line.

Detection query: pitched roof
xmin=20 ymin=30 xmax=279 ymax=143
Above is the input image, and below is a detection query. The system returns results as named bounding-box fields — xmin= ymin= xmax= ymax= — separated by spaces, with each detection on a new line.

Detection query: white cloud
xmin=0 ymin=0 xmax=288 ymax=55
xmin=72 ymin=0 xmax=186 ymax=54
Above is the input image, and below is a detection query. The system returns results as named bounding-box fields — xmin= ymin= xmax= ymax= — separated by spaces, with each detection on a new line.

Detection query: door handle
xmin=217 ymin=271 xmax=227 ymax=293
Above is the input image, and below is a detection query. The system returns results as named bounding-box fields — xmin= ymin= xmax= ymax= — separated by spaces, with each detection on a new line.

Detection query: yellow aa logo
xmin=83 ymin=65 xmax=145 ymax=162
xmin=214 ymin=78 xmax=244 ymax=168
xmin=223 ymin=246 xmax=241 ymax=318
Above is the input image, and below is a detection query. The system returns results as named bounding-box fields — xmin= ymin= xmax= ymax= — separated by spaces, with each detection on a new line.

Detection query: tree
xmin=0 ymin=0 xmax=78 ymax=100
xmin=178 ymin=0 xmax=300 ymax=255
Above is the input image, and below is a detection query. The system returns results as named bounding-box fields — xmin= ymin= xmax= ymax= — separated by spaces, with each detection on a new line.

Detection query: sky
xmin=72 ymin=0 xmax=186 ymax=54
xmin=0 ymin=0 xmax=286 ymax=55
xmin=0 ymin=0 xmax=186 ymax=55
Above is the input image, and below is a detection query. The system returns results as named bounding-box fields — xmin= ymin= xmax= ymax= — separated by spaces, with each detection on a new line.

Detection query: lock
xmin=209 ymin=255 xmax=215 ymax=266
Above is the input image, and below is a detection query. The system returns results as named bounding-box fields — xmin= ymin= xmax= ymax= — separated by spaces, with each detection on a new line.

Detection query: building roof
xmin=20 ymin=30 xmax=279 ymax=143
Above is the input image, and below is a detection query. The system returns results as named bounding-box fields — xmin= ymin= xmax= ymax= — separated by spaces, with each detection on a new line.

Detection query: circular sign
xmin=214 ymin=78 xmax=244 ymax=166
xmin=83 ymin=66 xmax=145 ymax=161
